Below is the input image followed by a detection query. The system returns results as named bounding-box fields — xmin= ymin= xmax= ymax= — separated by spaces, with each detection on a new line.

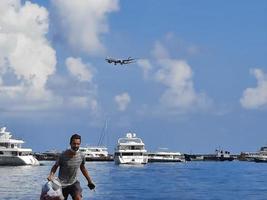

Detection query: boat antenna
xmin=97 ymin=118 xmax=108 ymax=146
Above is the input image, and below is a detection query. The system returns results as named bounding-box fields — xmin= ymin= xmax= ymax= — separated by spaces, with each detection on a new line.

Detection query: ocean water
xmin=0 ymin=161 xmax=267 ymax=200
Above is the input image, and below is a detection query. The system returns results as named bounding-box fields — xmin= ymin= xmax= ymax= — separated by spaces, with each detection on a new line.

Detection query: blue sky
xmin=0 ymin=0 xmax=267 ymax=154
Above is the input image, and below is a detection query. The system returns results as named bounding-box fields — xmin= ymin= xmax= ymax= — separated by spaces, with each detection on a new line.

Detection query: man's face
xmin=70 ymin=138 xmax=81 ymax=152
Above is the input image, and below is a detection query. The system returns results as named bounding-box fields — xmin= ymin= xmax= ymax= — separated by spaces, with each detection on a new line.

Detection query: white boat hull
xmin=0 ymin=155 xmax=39 ymax=166
xmin=114 ymin=155 xmax=148 ymax=165
xmin=148 ymin=157 xmax=184 ymax=162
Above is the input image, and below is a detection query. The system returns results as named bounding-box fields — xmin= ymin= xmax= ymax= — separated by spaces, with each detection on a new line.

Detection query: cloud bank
xmin=0 ymin=0 xmax=57 ymax=111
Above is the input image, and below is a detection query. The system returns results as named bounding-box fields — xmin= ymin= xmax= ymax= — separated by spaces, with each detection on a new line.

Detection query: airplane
xmin=105 ymin=57 xmax=135 ymax=65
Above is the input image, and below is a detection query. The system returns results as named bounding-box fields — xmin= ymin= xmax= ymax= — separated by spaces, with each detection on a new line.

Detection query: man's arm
xmin=80 ymin=164 xmax=95 ymax=189
xmin=47 ymin=163 xmax=59 ymax=181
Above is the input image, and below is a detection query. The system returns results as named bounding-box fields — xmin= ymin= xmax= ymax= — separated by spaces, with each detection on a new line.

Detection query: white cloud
xmin=63 ymin=57 xmax=99 ymax=112
xmin=155 ymin=59 xmax=207 ymax=110
xmin=0 ymin=0 xmax=57 ymax=110
xmin=151 ymin=41 xmax=170 ymax=59
xmin=66 ymin=57 xmax=94 ymax=82
xmin=52 ymin=0 xmax=119 ymax=55
xmin=152 ymin=41 xmax=210 ymax=112
xmin=240 ymin=68 xmax=267 ymax=109
xmin=114 ymin=92 xmax=131 ymax=111
xmin=66 ymin=96 xmax=98 ymax=112
xmin=137 ymin=59 xmax=152 ymax=79
xmin=137 ymin=40 xmax=210 ymax=114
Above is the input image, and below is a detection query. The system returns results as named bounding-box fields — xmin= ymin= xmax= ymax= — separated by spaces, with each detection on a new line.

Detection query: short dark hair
xmin=70 ymin=133 xmax=81 ymax=144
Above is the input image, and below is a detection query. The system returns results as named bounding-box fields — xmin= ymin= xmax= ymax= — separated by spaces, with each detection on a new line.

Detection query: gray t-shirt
xmin=57 ymin=150 xmax=85 ymax=187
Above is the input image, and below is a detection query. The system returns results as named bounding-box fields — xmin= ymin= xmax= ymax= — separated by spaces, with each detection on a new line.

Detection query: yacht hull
xmin=0 ymin=155 xmax=39 ymax=166
xmin=254 ymin=158 xmax=267 ymax=163
xmin=148 ymin=158 xmax=183 ymax=163
xmin=114 ymin=156 xmax=148 ymax=165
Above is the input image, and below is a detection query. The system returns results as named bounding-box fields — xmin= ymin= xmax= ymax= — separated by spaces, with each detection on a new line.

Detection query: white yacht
xmin=114 ymin=133 xmax=148 ymax=164
xmin=254 ymin=146 xmax=267 ymax=163
xmin=0 ymin=127 xmax=39 ymax=166
xmin=79 ymin=146 xmax=112 ymax=161
xmin=240 ymin=146 xmax=267 ymax=162
xmin=148 ymin=148 xmax=185 ymax=162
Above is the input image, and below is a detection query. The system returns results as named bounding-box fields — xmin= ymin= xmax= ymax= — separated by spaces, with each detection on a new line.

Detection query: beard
xmin=71 ymin=146 xmax=79 ymax=152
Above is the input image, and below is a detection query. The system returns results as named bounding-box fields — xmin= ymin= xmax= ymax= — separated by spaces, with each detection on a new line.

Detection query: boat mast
xmin=97 ymin=119 xmax=108 ymax=147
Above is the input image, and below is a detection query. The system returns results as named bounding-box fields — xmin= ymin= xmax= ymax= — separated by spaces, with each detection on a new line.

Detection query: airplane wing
xmin=122 ymin=58 xmax=135 ymax=64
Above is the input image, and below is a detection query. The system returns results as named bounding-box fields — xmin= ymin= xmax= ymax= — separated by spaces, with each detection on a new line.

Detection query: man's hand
xmin=88 ymin=182 xmax=96 ymax=190
xmin=47 ymin=174 xmax=54 ymax=181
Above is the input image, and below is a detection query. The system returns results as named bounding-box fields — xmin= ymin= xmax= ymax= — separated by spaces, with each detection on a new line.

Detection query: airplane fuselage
xmin=106 ymin=57 xmax=134 ymax=65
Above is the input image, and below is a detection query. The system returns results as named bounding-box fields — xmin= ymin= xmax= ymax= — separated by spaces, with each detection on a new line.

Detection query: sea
xmin=0 ymin=161 xmax=266 ymax=200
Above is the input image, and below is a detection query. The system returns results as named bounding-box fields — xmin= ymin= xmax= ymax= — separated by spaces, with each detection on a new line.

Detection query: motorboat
xmin=184 ymin=154 xmax=204 ymax=161
xmin=239 ymin=146 xmax=267 ymax=162
xmin=254 ymin=155 xmax=267 ymax=163
xmin=114 ymin=132 xmax=148 ymax=164
xmin=79 ymin=146 xmax=113 ymax=161
xmin=34 ymin=150 xmax=60 ymax=161
xmin=148 ymin=148 xmax=185 ymax=162
xmin=0 ymin=127 xmax=39 ymax=165
xmin=259 ymin=146 xmax=267 ymax=155
xmin=254 ymin=146 xmax=267 ymax=163
xmin=204 ymin=148 xmax=234 ymax=161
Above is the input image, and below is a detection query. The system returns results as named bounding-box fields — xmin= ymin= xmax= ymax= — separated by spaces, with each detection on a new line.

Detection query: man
xmin=47 ymin=134 xmax=95 ymax=200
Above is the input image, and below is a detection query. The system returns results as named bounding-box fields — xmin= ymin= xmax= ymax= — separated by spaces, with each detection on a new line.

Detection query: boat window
xmin=121 ymin=152 xmax=143 ymax=156
xmin=0 ymin=151 xmax=3 ymax=155
xmin=130 ymin=146 xmax=142 ymax=150
xmin=0 ymin=143 xmax=8 ymax=148
xmin=121 ymin=152 xmax=133 ymax=156
xmin=11 ymin=144 xmax=14 ymax=148
xmin=12 ymin=151 xmax=18 ymax=156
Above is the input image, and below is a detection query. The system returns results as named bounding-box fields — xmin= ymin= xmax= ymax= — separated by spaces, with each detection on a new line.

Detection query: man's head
xmin=70 ymin=133 xmax=81 ymax=152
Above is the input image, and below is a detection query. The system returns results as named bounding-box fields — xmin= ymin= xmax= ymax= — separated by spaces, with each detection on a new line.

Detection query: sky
xmin=0 ymin=0 xmax=267 ymax=154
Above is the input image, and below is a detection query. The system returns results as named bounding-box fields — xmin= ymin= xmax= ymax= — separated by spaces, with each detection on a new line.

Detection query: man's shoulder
xmin=58 ymin=150 xmax=70 ymax=159
xmin=78 ymin=151 xmax=85 ymax=158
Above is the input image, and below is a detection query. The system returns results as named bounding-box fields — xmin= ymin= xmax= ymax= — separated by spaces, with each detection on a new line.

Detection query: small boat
xmin=204 ymin=148 xmax=234 ymax=161
xmin=239 ymin=146 xmax=267 ymax=162
xmin=254 ymin=155 xmax=267 ymax=163
xmin=184 ymin=154 xmax=204 ymax=161
xmin=148 ymin=148 xmax=185 ymax=162
xmin=34 ymin=150 xmax=60 ymax=161
xmin=254 ymin=146 xmax=267 ymax=163
xmin=114 ymin=132 xmax=148 ymax=165
xmin=0 ymin=127 xmax=39 ymax=165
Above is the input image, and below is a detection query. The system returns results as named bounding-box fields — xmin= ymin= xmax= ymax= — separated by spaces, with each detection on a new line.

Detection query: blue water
xmin=0 ymin=161 xmax=267 ymax=200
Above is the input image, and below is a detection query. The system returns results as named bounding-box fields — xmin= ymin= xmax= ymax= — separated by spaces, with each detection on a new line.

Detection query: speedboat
xmin=148 ymin=148 xmax=185 ymax=162
xmin=0 ymin=127 xmax=39 ymax=165
xmin=114 ymin=132 xmax=148 ymax=164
